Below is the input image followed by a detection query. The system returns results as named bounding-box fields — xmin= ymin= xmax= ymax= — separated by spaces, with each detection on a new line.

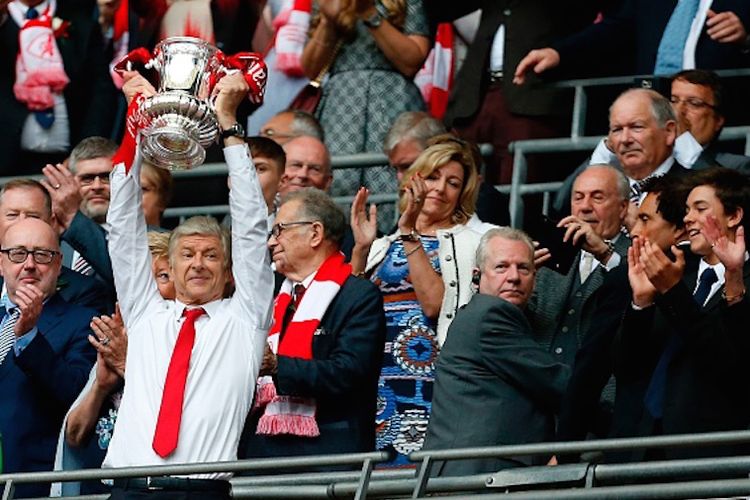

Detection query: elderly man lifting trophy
xmin=114 ymin=36 xmax=267 ymax=170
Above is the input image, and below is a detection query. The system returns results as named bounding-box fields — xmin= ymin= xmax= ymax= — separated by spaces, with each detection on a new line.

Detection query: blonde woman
xmin=350 ymin=140 xmax=482 ymax=466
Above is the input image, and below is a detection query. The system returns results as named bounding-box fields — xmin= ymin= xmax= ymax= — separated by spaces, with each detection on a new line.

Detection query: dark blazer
xmin=423 ymin=294 xmax=570 ymax=476
xmin=611 ymin=256 xmax=750 ymax=462
xmin=61 ymin=211 xmax=115 ymax=309
xmin=427 ymin=1 xmax=600 ymax=124
xmin=240 ymin=276 xmax=386 ymax=461
xmin=0 ymin=294 xmax=97 ymax=498
xmin=528 ymin=236 xmax=630 ymax=363
xmin=554 ymin=0 xmax=750 ymax=75
xmin=0 ymin=2 xmax=118 ymax=172
xmin=554 ymin=264 xmax=631 ymax=453
xmin=693 ymin=147 xmax=750 ymax=172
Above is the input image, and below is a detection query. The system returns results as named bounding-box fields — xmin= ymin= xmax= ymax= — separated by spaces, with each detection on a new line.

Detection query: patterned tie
xmin=152 ymin=307 xmax=206 ymax=458
xmin=25 ymin=6 xmax=55 ymax=129
xmin=72 ymin=254 xmax=94 ymax=276
xmin=281 ymin=284 xmax=306 ymax=335
xmin=643 ymin=267 xmax=718 ymax=418
xmin=0 ymin=308 xmax=20 ymax=366
xmin=654 ymin=0 xmax=701 ymax=75
xmin=580 ymin=252 xmax=596 ymax=284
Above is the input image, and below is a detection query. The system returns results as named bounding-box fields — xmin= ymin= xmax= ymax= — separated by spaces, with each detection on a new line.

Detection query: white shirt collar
xmin=674 ymin=131 xmax=704 ymax=168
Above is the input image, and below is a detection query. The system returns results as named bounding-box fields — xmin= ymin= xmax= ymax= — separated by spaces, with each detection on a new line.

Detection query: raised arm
xmin=106 ymin=78 xmax=160 ymax=326
xmin=219 ymin=73 xmax=274 ymax=332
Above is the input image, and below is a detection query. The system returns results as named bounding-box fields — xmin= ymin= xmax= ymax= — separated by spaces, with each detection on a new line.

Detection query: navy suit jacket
xmin=0 ymin=294 xmax=96 ymax=498
xmin=554 ymin=0 xmax=750 ymax=75
xmin=241 ymin=275 xmax=386 ymax=461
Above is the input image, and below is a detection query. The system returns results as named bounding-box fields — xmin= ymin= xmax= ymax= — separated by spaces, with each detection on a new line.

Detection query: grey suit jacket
xmin=528 ymin=236 xmax=630 ymax=361
xmin=423 ymin=294 xmax=569 ymax=476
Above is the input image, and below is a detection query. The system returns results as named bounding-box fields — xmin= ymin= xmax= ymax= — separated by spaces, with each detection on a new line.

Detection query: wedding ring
xmin=414 ymin=197 xmax=422 ymax=204
xmin=54 ymin=184 xmax=61 ymax=189
xmin=100 ymin=337 xmax=110 ymax=346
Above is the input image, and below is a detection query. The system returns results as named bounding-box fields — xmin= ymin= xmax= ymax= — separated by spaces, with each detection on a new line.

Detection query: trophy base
xmin=137 ymin=92 xmax=220 ymax=170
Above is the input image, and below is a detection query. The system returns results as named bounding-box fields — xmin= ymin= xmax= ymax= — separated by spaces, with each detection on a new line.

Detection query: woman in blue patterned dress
xmin=350 ymin=140 xmax=483 ymax=467
xmin=301 ymin=0 xmax=431 ymax=216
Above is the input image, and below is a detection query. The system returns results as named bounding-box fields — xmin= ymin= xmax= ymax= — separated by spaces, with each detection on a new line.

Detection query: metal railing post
xmin=509 ymin=147 xmax=528 ymax=228
xmin=353 ymin=458 xmax=374 ymax=500
xmin=2 ymin=479 xmax=14 ymax=500
xmin=571 ymin=85 xmax=587 ymax=138
xmin=411 ymin=456 xmax=433 ymax=498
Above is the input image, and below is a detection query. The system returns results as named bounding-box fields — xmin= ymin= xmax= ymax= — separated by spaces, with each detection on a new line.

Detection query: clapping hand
xmin=40 ymin=162 xmax=82 ymax=232
xmin=703 ymin=215 xmax=745 ymax=273
xmin=397 ymin=173 xmax=426 ymax=234
xmin=627 ymin=240 xmax=658 ymax=307
xmin=350 ymin=187 xmax=378 ymax=248
xmin=89 ymin=305 xmax=127 ymax=378
xmin=637 ymin=238 xmax=685 ymax=294
xmin=13 ymin=283 xmax=44 ymax=337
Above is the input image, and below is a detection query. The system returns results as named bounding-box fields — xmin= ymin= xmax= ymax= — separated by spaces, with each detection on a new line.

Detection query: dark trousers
xmin=109 ymin=478 xmax=231 ymax=500
xmin=109 ymin=488 xmax=230 ymax=500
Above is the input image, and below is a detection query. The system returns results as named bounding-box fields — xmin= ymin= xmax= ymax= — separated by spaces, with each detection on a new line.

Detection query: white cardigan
xmin=365 ymin=223 xmax=485 ymax=346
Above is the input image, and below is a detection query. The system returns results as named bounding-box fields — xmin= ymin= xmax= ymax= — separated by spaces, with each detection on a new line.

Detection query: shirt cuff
xmin=631 ymin=301 xmax=653 ymax=311
xmin=603 ymin=252 xmax=621 ymax=272
xmin=13 ymin=326 xmax=39 ymax=356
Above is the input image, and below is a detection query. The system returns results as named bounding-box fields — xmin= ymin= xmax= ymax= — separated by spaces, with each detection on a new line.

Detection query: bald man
xmin=279 ymin=136 xmax=333 ymax=196
xmin=0 ymin=218 xmax=97 ymax=498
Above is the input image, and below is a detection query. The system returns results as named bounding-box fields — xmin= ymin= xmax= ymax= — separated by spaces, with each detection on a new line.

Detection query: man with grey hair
xmin=529 ymin=165 xmax=630 ymax=369
xmin=39 ymin=137 xmax=117 ymax=289
xmin=102 ymin=72 xmax=272 ymax=498
xmin=423 ymin=227 xmax=569 ymax=475
xmin=383 ymin=111 xmax=447 ymax=182
xmin=552 ymin=88 xmax=691 ymax=219
xmin=240 ymin=187 xmax=385 ymax=463
xmin=259 ymin=109 xmax=325 ymax=145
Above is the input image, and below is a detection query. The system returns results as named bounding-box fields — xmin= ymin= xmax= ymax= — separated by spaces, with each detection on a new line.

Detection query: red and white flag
xmin=414 ymin=22 xmax=454 ymax=119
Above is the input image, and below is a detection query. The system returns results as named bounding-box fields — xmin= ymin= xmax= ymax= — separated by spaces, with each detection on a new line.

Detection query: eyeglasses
xmin=269 ymin=221 xmax=315 ymax=238
xmin=77 ymin=172 xmax=111 ymax=186
xmin=1 ymin=247 xmax=61 ymax=264
xmin=669 ymin=96 xmax=717 ymax=111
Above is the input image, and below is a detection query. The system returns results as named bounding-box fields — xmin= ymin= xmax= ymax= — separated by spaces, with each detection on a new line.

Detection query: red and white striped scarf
xmin=109 ymin=0 xmax=130 ymax=89
xmin=9 ymin=0 xmax=69 ymax=110
xmin=254 ymin=251 xmax=351 ymax=437
xmin=414 ymin=22 xmax=454 ymax=119
xmin=274 ymin=0 xmax=311 ymax=76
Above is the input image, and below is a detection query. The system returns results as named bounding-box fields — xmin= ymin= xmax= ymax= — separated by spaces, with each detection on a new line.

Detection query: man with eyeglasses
xmin=0 ymin=179 xmax=112 ymax=313
xmin=0 ymin=217 xmax=97 ymax=498
xmin=40 ymin=136 xmax=117 ymax=293
xmin=669 ymin=69 xmax=750 ymax=171
xmin=239 ymin=188 xmax=385 ymax=466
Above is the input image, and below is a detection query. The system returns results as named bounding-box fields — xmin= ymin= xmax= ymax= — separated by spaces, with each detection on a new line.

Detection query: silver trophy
xmin=135 ymin=37 xmax=222 ymax=170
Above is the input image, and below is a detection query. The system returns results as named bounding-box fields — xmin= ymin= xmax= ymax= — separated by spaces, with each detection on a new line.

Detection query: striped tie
xmin=72 ymin=254 xmax=94 ymax=276
xmin=0 ymin=309 xmax=20 ymax=365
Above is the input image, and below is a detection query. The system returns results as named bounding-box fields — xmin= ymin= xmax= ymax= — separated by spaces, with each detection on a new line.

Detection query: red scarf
xmin=274 ymin=0 xmax=311 ymax=76
xmin=9 ymin=0 xmax=69 ymax=110
xmin=254 ymin=252 xmax=351 ymax=437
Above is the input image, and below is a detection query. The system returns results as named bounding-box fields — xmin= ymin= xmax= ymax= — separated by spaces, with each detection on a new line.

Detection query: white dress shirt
xmin=102 ymin=145 xmax=273 ymax=478
xmin=683 ymin=0 xmax=714 ymax=70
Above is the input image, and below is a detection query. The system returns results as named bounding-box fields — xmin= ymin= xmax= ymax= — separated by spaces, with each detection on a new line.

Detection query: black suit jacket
xmin=0 ymin=2 xmax=118 ymax=172
xmin=427 ymin=1 xmax=600 ymax=123
xmin=612 ymin=256 xmax=750 ymax=461
xmin=423 ymin=294 xmax=570 ymax=476
xmin=0 ymin=294 xmax=96 ymax=498
xmin=240 ymin=275 xmax=386 ymax=461
xmin=554 ymin=0 xmax=750 ymax=75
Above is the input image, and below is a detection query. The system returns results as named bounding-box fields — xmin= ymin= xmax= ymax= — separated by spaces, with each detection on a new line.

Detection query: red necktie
xmin=152 ymin=307 xmax=205 ymax=458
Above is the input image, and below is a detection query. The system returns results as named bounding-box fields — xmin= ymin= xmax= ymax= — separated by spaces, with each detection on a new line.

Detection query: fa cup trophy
xmin=115 ymin=37 xmax=267 ymax=170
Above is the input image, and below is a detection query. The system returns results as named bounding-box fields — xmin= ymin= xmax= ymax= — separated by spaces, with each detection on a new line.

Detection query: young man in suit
xmin=617 ymin=167 xmax=750 ymax=461
xmin=240 ymin=188 xmax=386 ymax=463
xmin=0 ymin=217 xmax=97 ymax=498
xmin=423 ymin=227 xmax=569 ymax=476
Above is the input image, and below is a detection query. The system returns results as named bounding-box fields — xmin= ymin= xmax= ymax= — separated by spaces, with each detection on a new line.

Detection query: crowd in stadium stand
xmin=1 ymin=0 xmax=750 ymax=499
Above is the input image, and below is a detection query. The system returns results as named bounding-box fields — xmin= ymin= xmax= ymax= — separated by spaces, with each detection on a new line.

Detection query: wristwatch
xmin=363 ymin=2 xmax=386 ymax=28
xmin=399 ymin=228 xmax=420 ymax=243
xmin=220 ymin=122 xmax=245 ymax=139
